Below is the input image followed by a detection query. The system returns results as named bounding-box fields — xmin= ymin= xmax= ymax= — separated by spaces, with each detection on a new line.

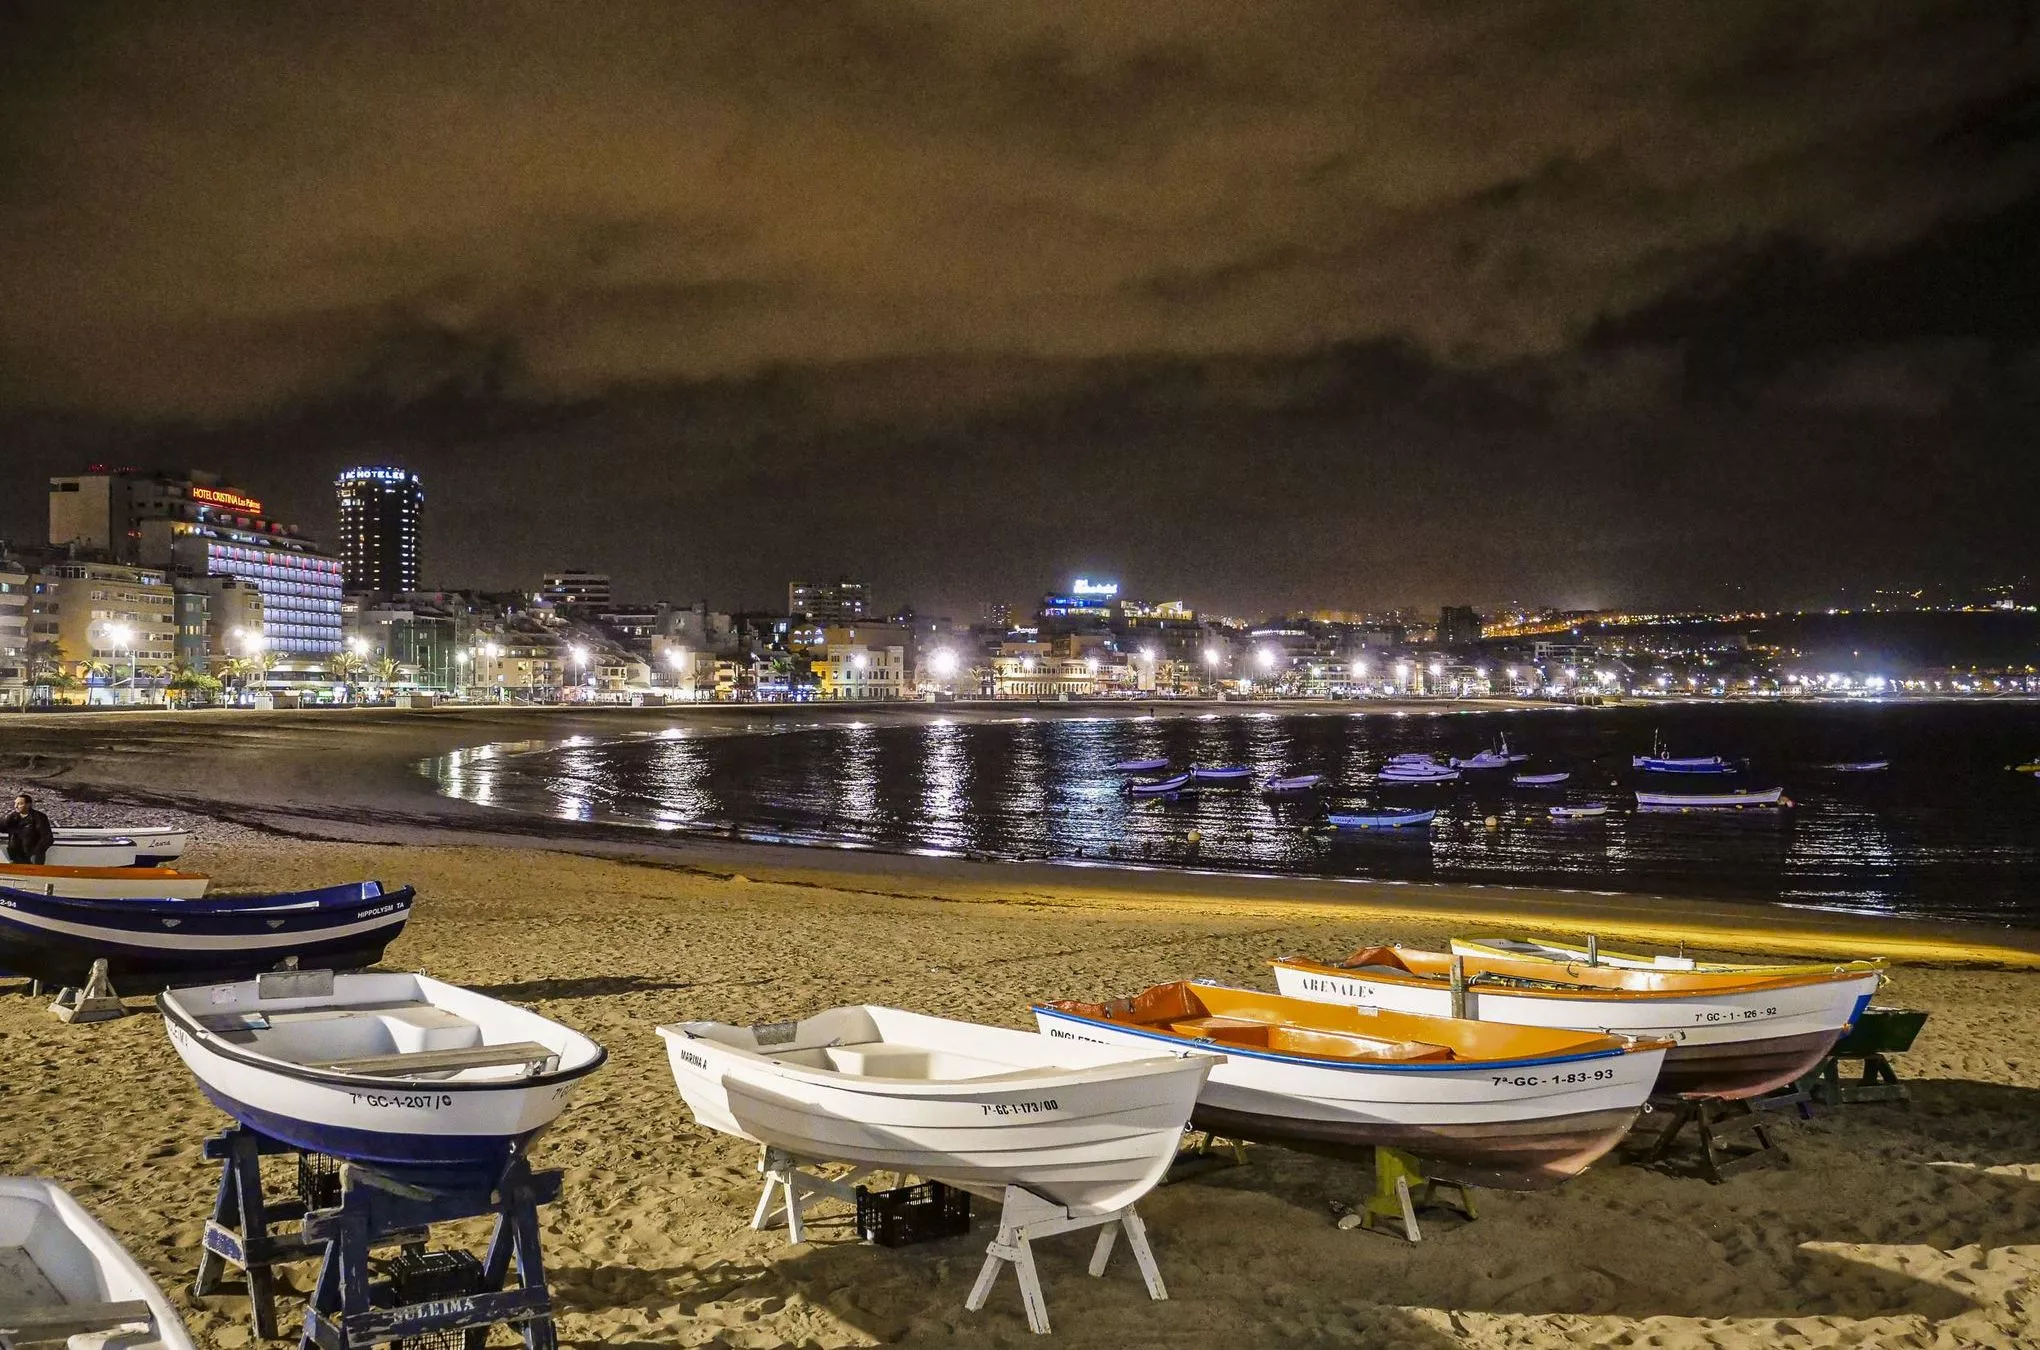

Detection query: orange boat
xmin=1036 ymin=982 xmax=1670 ymax=1189
xmin=1272 ymin=946 xmax=1881 ymax=1099
xmin=0 ymin=864 xmax=210 ymax=900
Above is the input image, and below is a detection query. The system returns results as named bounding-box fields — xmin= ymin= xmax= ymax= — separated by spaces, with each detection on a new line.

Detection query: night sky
xmin=2 ymin=3 xmax=2036 ymax=615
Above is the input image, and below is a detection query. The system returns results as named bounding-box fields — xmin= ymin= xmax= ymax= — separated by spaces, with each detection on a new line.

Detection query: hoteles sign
xmin=191 ymin=486 xmax=263 ymax=514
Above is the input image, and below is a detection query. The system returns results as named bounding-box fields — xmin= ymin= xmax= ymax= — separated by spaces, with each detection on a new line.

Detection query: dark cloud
xmin=0 ymin=2 xmax=2036 ymax=611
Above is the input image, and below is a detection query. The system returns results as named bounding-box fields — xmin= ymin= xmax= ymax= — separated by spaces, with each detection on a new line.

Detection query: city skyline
xmin=2 ymin=5 xmax=2036 ymax=614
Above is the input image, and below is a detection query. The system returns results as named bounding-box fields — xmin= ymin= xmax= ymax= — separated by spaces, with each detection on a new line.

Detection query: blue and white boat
xmin=1632 ymin=736 xmax=1735 ymax=774
xmin=0 ymin=882 xmax=414 ymax=992
xmin=1107 ymin=757 xmax=1171 ymax=774
xmin=1263 ymin=773 xmax=1325 ymax=794
xmin=1188 ymin=765 xmax=1254 ymax=784
xmin=1125 ymin=772 xmax=1194 ymax=798
xmin=1325 ymin=809 xmax=1436 ymax=830
xmin=159 ymin=969 xmax=605 ymax=1172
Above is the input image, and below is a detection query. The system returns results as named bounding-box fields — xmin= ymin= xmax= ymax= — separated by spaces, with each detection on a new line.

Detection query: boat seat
xmin=1268 ymin=1028 xmax=1454 ymax=1063
xmin=304 ymin=1040 xmax=558 ymax=1077
xmin=0 ymin=1299 xmax=156 ymax=1339
xmin=1165 ymin=1022 xmax=1272 ymax=1047
xmin=821 ymin=1044 xmax=1016 ymax=1080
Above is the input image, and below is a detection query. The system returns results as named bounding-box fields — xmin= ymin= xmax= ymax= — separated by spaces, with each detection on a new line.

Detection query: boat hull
xmin=1636 ymin=787 xmax=1783 ymax=810
xmin=1271 ymin=963 xmax=1877 ymax=1100
xmin=160 ymin=972 xmax=604 ymax=1172
xmin=52 ymin=827 xmax=191 ymax=866
xmin=659 ymin=1011 xmax=1213 ymax=1216
xmin=1035 ymin=1008 xmax=1662 ymax=1190
xmin=0 ymin=885 xmax=413 ymax=990
xmin=42 ymin=840 xmax=140 ymax=868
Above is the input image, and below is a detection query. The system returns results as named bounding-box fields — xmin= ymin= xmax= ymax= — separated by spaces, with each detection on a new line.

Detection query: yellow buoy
xmin=1484 ymin=816 xmax=1498 ymax=829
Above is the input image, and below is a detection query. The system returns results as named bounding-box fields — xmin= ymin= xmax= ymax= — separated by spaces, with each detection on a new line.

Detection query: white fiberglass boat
xmin=1036 ymin=982 xmax=1668 ymax=1190
xmin=40 ymin=839 xmax=140 ymax=869
xmin=1272 ymin=946 xmax=1879 ymax=1100
xmin=1450 ymin=936 xmax=1886 ymax=980
xmin=0 ymin=1178 xmax=195 ymax=1350
xmin=658 ymin=1005 xmax=1214 ymax=1215
xmin=51 ymin=826 xmax=192 ymax=866
xmin=1635 ymin=786 xmax=1784 ymax=810
xmin=160 ymin=969 xmax=605 ymax=1172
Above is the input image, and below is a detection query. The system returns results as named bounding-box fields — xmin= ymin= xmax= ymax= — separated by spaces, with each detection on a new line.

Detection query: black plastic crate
xmin=387 ymin=1248 xmax=485 ymax=1304
xmin=855 ymin=1181 xmax=971 ymax=1247
xmin=297 ymin=1152 xmax=342 ymax=1212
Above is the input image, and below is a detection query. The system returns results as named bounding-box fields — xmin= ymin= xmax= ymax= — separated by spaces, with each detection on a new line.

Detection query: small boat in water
xmin=1451 ymin=735 xmax=1529 ymax=771
xmin=1376 ymin=756 xmax=1460 ymax=784
xmin=50 ymin=825 xmax=192 ymax=866
xmin=658 ymin=1005 xmax=1214 ymax=1214
xmin=2016 ymin=761 xmax=2040 ymax=774
xmin=1825 ymin=761 xmax=1889 ymax=773
xmin=0 ymin=1178 xmax=195 ymax=1350
xmin=1635 ymin=786 xmax=1785 ymax=811
xmin=0 ymin=864 xmax=209 ymax=900
xmin=1264 ymin=773 xmax=1325 ymax=794
xmin=1034 ymin=982 xmax=1668 ymax=1190
xmin=1449 ymin=936 xmax=1886 ymax=980
xmin=40 ymin=838 xmax=139 ymax=869
xmin=1632 ymin=735 xmax=1734 ymax=774
xmin=1512 ymin=771 xmax=1570 ymax=787
xmin=1188 ymin=765 xmax=1254 ymax=784
xmin=1107 ymin=757 xmax=1171 ymax=774
xmin=0 ymin=881 xmax=416 ymax=992
xmin=1271 ymin=946 xmax=1879 ymax=1100
xmin=1324 ymin=809 xmax=1435 ymax=830
xmin=1125 ymin=772 xmax=1195 ymax=798
xmin=1547 ymin=804 xmax=1609 ymax=820
xmin=160 ymin=969 xmax=605 ymax=1171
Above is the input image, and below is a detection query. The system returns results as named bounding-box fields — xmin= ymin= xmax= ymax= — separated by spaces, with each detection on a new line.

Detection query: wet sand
xmin=3 ymin=707 xmax=2039 ymax=1347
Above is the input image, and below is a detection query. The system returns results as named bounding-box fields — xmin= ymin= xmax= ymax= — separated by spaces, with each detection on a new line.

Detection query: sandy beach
xmin=4 ymin=706 xmax=2040 ymax=1347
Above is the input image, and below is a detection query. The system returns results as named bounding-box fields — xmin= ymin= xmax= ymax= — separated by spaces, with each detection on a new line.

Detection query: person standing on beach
xmin=3 ymin=794 xmax=54 ymax=865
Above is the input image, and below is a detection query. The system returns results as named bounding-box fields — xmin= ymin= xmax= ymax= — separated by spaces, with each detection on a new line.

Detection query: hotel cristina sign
xmin=191 ymin=486 xmax=262 ymax=514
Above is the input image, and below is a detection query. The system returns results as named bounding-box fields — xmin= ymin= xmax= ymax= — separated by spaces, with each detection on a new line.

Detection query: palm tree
xmin=371 ymin=655 xmax=403 ymax=694
xmin=167 ymin=663 xmax=222 ymax=707
xmin=327 ymin=650 xmax=365 ymax=701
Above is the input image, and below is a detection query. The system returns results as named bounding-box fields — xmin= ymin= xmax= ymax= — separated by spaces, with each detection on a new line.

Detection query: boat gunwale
xmin=656 ymin=1022 xmax=1210 ymax=1094
xmin=1272 ymin=954 xmax=1880 ymax=1000
xmin=158 ymin=982 xmax=608 ymax=1096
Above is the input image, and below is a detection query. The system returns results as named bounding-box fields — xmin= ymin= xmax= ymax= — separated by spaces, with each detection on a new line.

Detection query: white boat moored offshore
xmin=1635 ymin=786 xmax=1785 ymax=811
xmin=0 ymin=1177 xmax=195 ymax=1350
xmin=160 ymin=969 xmax=606 ymax=1172
xmin=51 ymin=826 xmax=193 ymax=866
xmin=658 ymin=1005 xmax=1214 ymax=1216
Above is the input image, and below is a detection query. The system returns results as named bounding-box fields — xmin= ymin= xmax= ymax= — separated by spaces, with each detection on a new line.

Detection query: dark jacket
xmin=2 ymin=808 xmax=54 ymax=865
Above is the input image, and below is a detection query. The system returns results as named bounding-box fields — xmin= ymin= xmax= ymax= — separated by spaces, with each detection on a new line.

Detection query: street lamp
xmin=349 ymin=636 xmax=371 ymax=658
xmin=101 ymin=622 xmax=136 ymax=697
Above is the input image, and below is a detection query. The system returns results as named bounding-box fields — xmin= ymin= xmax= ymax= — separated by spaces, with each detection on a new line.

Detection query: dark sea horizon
xmin=426 ymin=700 xmax=2040 ymax=927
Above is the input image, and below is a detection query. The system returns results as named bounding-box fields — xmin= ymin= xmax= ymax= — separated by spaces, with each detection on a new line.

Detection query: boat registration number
xmin=1490 ymin=1068 xmax=1619 ymax=1088
xmin=981 ymin=1099 xmax=1059 ymax=1117
xmin=348 ymin=1091 xmax=456 ymax=1110
xmin=1692 ymin=1007 xmax=1778 ymax=1023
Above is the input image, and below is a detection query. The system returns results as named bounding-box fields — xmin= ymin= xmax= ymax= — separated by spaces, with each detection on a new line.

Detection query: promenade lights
xmin=1256 ymin=648 xmax=1277 ymax=672
xmin=929 ymin=649 xmax=959 ymax=679
xmin=1203 ymin=646 xmax=1222 ymax=667
xmin=349 ymin=636 xmax=371 ymax=657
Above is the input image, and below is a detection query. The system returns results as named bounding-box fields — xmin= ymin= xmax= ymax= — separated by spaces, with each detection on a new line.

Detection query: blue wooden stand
xmin=298 ymin=1154 xmax=562 ymax=1350
xmin=196 ymin=1126 xmax=358 ymax=1339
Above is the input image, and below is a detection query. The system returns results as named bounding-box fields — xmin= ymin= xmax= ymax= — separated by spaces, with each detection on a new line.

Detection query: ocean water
xmin=427 ymin=701 xmax=2040 ymax=925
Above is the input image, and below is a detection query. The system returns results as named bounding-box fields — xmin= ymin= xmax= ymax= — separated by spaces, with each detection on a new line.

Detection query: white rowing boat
xmin=1035 ymin=982 xmax=1668 ymax=1190
xmin=1635 ymin=786 xmax=1784 ymax=810
xmin=51 ymin=826 xmax=192 ymax=866
xmin=1449 ymin=936 xmax=1886 ymax=979
xmin=0 ymin=1178 xmax=194 ymax=1350
xmin=1272 ymin=946 xmax=1879 ymax=1100
xmin=658 ymin=1005 xmax=1213 ymax=1215
xmin=40 ymin=839 xmax=140 ymax=869
xmin=160 ymin=969 xmax=605 ymax=1172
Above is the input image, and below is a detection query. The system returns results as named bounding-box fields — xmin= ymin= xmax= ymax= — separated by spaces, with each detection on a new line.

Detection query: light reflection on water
xmin=424 ymin=702 xmax=2040 ymax=922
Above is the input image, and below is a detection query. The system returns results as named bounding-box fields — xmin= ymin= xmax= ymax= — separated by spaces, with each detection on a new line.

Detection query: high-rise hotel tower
xmin=335 ymin=466 xmax=423 ymax=594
